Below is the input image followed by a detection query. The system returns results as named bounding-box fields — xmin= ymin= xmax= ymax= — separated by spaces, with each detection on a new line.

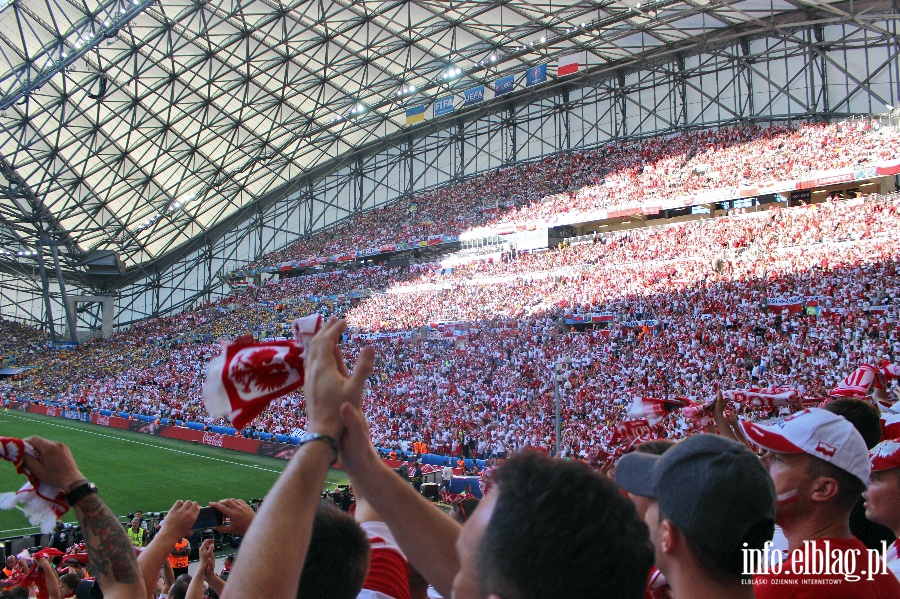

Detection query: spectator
xmin=220 ymin=317 xmax=377 ymax=599
xmin=741 ymin=409 xmax=900 ymax=596
xmin=136 ymin=500 xmax=199 ymax=599
xmin=863 ymin=440 xmax=900 ymax=580
xmin=822 ymin=398 xmax=896 ymax=550
xmin=617 ymin=434 xmax=775 ymax=599
xmin=20 ymin=437 xmax=145 ymax=599
xmin=57 ymin=574 xmax=78 ymax=599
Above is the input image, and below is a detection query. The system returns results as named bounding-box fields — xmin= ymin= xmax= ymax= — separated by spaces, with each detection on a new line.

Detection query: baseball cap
xmin=615 ymin=434 xmax=776 ymax=554
xmin=870 ymin=440 xmax=900 ymax=472
xmin=740 ymin=408 xmax=871 ymax=484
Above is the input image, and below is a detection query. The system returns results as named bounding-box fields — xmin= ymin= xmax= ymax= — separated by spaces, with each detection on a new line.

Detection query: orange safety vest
xmin=168 ymin=538 xmax=189 ymax=569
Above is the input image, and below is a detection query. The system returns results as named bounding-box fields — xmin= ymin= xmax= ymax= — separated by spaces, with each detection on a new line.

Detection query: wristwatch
xmin=297 ymin=433 xmax=339 ymax=465
xmin=65 ymin=481 xmax=98 ymax=506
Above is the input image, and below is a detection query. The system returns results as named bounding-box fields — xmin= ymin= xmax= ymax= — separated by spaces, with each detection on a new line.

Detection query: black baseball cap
xmin=615 ymin=434 xmax=775 ymax=554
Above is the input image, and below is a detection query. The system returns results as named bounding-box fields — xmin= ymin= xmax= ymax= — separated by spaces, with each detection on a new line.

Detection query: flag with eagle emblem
xmin=202 ymin=314 xmax=322 ymax=429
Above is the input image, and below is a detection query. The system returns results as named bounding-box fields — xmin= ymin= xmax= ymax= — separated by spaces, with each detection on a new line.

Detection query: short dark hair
xmin=168 ymin=579 xmax=190 ymax=599
xmin=666 ymin=508 xmax=773 ymax=584
xmin=1 ymin=588 xmax=29 ymax=599
xmin=805 ymin=455 xmax=866 ymax=512
xmin=823 ymin=398 xmax=882 ymax=449
xmin=59 ymin=573 xmax=81 ymax=591
xmin=477 ymin=451 xmax=653 ymax=599
xmin=297 ymin=500 xmax=370 ymax=599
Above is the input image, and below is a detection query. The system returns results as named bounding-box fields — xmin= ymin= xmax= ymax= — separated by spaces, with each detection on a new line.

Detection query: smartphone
xmin=192 ymin=506 xmax=224 ymax=530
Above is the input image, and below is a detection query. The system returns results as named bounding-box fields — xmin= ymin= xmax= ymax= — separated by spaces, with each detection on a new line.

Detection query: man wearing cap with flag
xmin=863 ymin=439 xmax=900 ymax=580
xmin=616 ymin=434 xmax=776 ymax=599
xmin=741 ymin=408 xmax=900 ymax=597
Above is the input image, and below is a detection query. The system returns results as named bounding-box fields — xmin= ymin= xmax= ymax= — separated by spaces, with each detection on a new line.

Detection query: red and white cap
xmin=869 ymin=440 xmax=900 ymax=472
xmin=740 ymin=408 xmax=871 ymax=484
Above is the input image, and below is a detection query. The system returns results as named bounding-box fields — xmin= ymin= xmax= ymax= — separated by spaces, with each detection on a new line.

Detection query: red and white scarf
xmin=0 ymin=438 xmax=68 ymax=533
xmin=722 ymin=386 xmax=802 ymax=410
xmin=203 ymin=314 xmax=322 ymax=430
xmin=830 ymin=360 xmax=900 ymax=398
xmin=626 ymin=396 xmax=693 ymax=425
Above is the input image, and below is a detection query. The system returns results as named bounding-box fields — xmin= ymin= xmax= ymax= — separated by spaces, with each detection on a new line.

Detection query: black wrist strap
xmin=65 ymin=482 xmax=98 ymax=506
xmin=298 ymin=433 xmax=339 ymax=465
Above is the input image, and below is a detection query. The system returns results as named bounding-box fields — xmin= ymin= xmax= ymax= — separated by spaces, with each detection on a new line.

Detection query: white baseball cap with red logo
xmin=740 ymin=408 xmax=871 ymax=484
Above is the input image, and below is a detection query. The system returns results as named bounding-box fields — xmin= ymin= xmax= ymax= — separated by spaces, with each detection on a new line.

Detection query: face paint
xmin=776 ymin=488 xmax=799 ymax=506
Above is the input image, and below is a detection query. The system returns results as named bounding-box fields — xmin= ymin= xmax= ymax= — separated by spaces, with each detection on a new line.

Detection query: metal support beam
xmin=49 ymin=239 xmax=77 ymax=342
xmin=34 ymin=239 xmax=57 ymax=342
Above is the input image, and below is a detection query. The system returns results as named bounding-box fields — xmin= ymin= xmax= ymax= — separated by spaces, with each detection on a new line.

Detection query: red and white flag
xmin=557 ymin=54 xmax=579 ymax=77
xmin=203 ymin=314 xmax=322 ymax=430
xmin=829 ymin=361 xmax=900 ymax=398
xmin=0 ymin=438 xmax=68 ymax=533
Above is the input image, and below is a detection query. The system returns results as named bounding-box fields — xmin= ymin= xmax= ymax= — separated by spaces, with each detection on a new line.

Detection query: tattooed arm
xmin=23 ymin=437 xmax=147 ymax=599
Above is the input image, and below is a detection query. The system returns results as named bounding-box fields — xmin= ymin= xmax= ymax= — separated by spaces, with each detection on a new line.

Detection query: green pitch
xmin=0 ymin=409 xmax=348 ymax=536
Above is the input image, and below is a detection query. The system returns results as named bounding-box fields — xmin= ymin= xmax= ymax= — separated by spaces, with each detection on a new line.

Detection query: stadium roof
xmin=0 ymin=0 xmax=880 ymax=285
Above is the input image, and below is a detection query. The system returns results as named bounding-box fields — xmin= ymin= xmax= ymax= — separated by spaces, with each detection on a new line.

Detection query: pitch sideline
xmin=1 ymin=410 xmax=285 ymax=474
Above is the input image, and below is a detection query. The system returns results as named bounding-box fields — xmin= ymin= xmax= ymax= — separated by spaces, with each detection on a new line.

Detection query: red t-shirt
xmin=754 ymin=537 xmax=900 ymax=598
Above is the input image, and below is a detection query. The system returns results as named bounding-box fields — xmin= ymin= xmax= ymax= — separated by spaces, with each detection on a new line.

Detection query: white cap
xmin=740 ymin=408 xmax=871 ymax=484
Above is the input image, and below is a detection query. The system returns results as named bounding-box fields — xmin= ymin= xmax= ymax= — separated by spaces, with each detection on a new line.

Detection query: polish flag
xmin=558 ymin=54 xmax=579 ymax=76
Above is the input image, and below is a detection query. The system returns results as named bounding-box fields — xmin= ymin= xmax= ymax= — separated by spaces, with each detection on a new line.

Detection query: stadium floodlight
xmin=540 ymin=36 xmax=546 ymax=43
xmin=442 ymin=66 xmax=462 ymax=80
xmin=490 ymin=55 xmax=497 ymax=62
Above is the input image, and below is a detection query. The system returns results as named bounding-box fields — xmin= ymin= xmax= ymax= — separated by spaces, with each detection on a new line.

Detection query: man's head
xmin=864 ymin=440 xmax=900 ymax=532
xmin=59 ymin=573 xmax=80 ymax=596
xmin=626 ymin=439 xmax=675 ymax=520
xmin=823 ymin=398 xmax=883 ymax=449
xmin=297 ymin=500 xmax=370 ymax=599
xmin=130 ymin=517 xmax=141 ymax=530
xmin=454 ymin=451 xmax=653 ymax=599
xmin=615 ymin=434 xmax=775 ymax=586
xmin=5 ymin=556 xmax=15 ymax=569
xmin=742 ymin=408 xmax=870 ymax=528
xmin=134 ymin=511 xmax=143 ymax=521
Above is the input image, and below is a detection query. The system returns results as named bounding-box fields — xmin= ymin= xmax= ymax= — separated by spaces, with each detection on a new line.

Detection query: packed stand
xmin=249 ymin=119 xmax=899 ymax=269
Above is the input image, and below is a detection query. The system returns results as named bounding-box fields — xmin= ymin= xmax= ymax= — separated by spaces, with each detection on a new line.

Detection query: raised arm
xmin=136 ymin=500 xmax=199 ymax=599
xmin=339 ymin=403 xmax=462 ymax=598
xmin=185 ymin=540 xmax=215 ymax=599
xmin=22 ymin=437 xmax=146 ymax=599
xmin=35 ymin=555 xmax=61 ymax=599
xmin=221 ymin=317 xmax=375 ymax=599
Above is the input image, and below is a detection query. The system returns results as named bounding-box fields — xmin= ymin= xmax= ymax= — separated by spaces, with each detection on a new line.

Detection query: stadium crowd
xmin=4 ymin=317 xmax=900 ymax=599
xmin=249 ymin=119 xmax=899 ymax=268
xmin=4 ymin=120 xmax=900 ymax=598
xmin=2 ymin=195 xmax=900 ymax=462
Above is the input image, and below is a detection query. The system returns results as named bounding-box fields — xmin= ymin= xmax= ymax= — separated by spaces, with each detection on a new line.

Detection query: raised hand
xmin=210 ymin=498 xmax=255 ymax=535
